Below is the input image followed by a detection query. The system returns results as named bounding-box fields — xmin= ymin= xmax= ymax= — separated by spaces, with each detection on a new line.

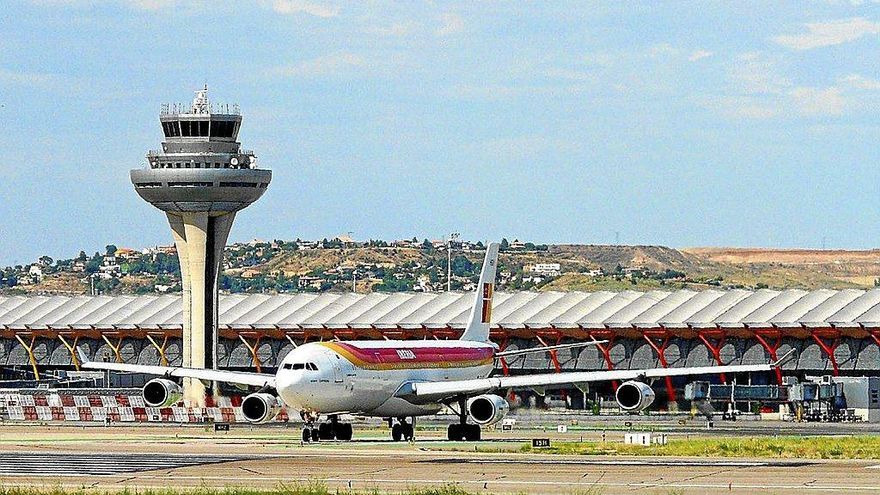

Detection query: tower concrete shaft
xmin=167 ymin=212 xmax=234 ymax=404
xmin=131 ymin=88 xmax=271 ymax=406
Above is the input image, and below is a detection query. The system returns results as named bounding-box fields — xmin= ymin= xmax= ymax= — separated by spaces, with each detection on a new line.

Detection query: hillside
xmin=7 ymin=242 xmax=880 ymax=296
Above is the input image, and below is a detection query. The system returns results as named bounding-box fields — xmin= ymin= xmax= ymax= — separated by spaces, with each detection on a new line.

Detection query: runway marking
xmin=0 ymin=453 xmax=258 ymax=476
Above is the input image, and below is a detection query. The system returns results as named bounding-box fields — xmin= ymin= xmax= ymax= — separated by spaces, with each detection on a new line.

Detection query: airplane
xmin=80 ymin=242 xmax=790 ymax=443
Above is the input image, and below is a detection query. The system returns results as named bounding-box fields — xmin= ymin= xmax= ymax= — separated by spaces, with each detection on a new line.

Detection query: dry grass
xmin=521 ymin=435 xmax=880 ymax=459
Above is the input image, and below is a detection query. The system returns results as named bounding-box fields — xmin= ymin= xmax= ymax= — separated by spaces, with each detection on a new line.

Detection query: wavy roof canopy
xmin=2 ymin=289 xmax=880 ymax=331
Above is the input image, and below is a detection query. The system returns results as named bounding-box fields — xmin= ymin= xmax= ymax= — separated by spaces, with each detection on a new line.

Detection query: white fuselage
xmin=274 ymin=340 xmax=496 ymax=418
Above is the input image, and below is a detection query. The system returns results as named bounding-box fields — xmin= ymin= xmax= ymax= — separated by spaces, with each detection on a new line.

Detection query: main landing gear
xmin=390 ymin=417 xmax=414 ymax=442
xmin=447 ymin=397 xmax=481 ymax=441
xmin=302 ymin=414 xmax=353 ymax=442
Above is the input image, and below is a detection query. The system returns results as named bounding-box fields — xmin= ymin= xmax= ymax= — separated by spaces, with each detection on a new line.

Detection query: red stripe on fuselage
xmin=320 ymin=342 xmax=494 ymax=370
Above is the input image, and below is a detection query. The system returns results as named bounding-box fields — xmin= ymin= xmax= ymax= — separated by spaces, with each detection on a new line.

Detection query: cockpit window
xmin=306 ymin=363 xmax=318 ymax=371
xmin=282 ymin=363 xmax=292 ymax=370
xmin=292 ymin=363 xmax=305 ymax=370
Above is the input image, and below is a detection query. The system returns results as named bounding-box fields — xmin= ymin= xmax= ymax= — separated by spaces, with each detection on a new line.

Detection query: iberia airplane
xmin=81 ymin=242 xmax=788 ymax=442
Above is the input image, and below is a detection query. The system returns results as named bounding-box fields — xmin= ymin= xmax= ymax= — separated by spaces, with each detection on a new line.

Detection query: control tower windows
xmin=161 ymin=122 xmax=180 ymax=137
xmin=210 ymin=120 xmax=236 ymax=138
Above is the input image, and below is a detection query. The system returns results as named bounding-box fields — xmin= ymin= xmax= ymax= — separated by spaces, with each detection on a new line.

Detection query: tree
xmin=500 ymin=238 xmax=509 ymax=251
xmin=422 ymin=238 xmax=433 ymax=250
xmin=105 ymin=245 xmax=118 ymax=256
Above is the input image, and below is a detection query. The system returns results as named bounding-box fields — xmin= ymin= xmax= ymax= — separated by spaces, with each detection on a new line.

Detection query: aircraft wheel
xmin=465 ymin=424 xmax=481 ymax=441
xmin=318 ymin=422 xmax=334 ymax=440
xmin=391 ymin=423 xmax=403 ymax=441
xmin=336 ymin=423 xmax=353 ymax=441
xmin=402 ymin=424 xmax=414 ymax=441
xmin=447 ymin=424 xmax=465 ymax=441
xmin=302 ymin=428 xmax=311 ymax=443
xmin=311 ymin=428 xmax=320 ymax=442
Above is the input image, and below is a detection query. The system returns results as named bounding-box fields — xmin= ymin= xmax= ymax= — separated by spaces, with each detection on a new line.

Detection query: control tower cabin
xmin=131 ymin=88 xmax=271 ymax=405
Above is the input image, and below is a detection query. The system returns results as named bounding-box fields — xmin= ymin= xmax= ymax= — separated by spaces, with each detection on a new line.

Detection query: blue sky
xmin=2 ymin=1 xmax=880 ymax=265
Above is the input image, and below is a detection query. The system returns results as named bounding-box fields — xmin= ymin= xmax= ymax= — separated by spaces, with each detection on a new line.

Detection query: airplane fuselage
xmin=275 ymin=340 xmax=496 ymax=418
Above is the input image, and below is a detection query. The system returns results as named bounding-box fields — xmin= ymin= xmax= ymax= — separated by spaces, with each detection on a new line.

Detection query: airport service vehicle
xmin=81 ymin=242 xmax=788 ymax=442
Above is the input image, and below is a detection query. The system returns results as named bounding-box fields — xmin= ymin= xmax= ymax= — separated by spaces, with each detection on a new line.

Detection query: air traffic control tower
xmin=131 ymin=88 xmax=271 ymax=405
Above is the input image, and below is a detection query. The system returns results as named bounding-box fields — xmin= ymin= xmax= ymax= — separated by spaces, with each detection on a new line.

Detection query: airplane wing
xmin=403 ymin=351 xmax=793 ymax=403
xmin=78 ymin=349 xmax=275 ymax=388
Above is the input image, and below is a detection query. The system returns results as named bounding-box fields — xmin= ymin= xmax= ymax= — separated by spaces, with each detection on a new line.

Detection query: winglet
xmin=772 ymin=348 xmax=796 ymax=368
xmin=459 ymin=242 xmax=500 ymax=342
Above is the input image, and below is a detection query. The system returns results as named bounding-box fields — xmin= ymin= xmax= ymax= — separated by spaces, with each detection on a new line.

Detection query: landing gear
xmin=302 ymin=414 xmax=353 ymax=442
xmin=390 ymin=417 xmax=414 ymax=442
xmin=315 ymin=415 xmax=354 ymax=441
xmin=447 ymin=397 xmax=481 ymax=441
xmin=447 ymin=423 xmax=481 ymax=441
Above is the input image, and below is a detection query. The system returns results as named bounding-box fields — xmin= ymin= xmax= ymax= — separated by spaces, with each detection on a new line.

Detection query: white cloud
xmin=729 ymin=52 xmax=790 ymax=95
xmin=0 ymin=68 xmax=54 ymax=86
xmin=269 ymin=52 xmax=366 ymax=78
xmin=270 ymin=0 xmax=339 ymax=18
xmin=436 ymin=13 xmax=464 ymax=36
xmin=366 ymin=21 xmax=418 ymax=37
xmin=688 ymin=49 xmax=713 ymax=62
xmin=705 ymin=95 xmax=782 ymax=119
xmin=838 ymin=73 xmax=880 ymax=90
xmin=647 ymin=43 xmax=679 ymax=58
xmin=773 ymin=17 xmax=880 ymax=50
xmin=789 ymin=86 xmax=847 ymax=115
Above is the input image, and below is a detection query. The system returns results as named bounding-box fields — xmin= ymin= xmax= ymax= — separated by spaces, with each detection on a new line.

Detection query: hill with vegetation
xmin=3 ymin=239 xmax=880 ymax=296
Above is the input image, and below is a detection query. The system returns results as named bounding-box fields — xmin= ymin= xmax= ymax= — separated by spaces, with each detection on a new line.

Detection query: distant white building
xmin=27 ymin=265 xmax=44 ymax=283
xmin=530 ymin=263 xmax=561 ymax=276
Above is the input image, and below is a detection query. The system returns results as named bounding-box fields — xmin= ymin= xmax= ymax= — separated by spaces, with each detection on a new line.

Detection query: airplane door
xmin=330 ymin=355 xmax=343 ymax=383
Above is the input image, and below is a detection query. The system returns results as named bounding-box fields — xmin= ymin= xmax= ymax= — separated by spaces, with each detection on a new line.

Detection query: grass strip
xmin=521 ymin=435 xmax=880 ymax=459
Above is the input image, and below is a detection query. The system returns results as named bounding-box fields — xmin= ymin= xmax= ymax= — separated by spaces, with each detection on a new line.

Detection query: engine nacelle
xmin=468 ymin=394 xmax=510 ymax=426
xmin=241 ymin=393 xmax=281 ymax=424
xmin=142 ymin=378 xmax=182 ymax=408
xmin=615 ymin=380 xmax=656 ymax=412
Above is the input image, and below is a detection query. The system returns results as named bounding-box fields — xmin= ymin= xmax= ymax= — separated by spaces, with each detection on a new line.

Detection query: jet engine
xmin=615 ymin=380 xmax=655 ymax=412
xmin=142 ymin=378 xmax=182 ymax=408
xmin=241 ymin=393 xmax=281 ymax=424
xmin=467 ymin=394 xmax=510 ymax=425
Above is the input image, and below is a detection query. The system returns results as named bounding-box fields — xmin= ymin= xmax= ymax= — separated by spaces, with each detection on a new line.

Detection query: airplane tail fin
xmin=459 ymin=242 xmax=500 ymax=342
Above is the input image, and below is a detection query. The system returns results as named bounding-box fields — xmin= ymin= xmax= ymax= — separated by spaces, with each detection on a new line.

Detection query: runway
xmin=0 ymin=425 xmax=878 ymax=494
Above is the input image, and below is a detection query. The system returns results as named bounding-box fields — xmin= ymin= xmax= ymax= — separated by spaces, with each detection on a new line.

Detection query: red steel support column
xmin=811 ymin=332 xmax=840 ymax=376
xmin=697 ymin=331 xmax=727 ymax=383
xmin=536 ymin=334 xmax=563 ymax=373
xmin=590 ymin=331 xmax=618 ymax=390
xmin=643 ymin=333 xmax=676 ymax=402
xmin=753 ymin=332 xmax=783 ymax=385
xmin=870 ymin=331 xmax=880 ymax=348
xmin=498 ymin=335 xmax=510 ymax=376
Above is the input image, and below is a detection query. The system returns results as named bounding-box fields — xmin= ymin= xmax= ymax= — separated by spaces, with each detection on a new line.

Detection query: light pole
xmin=447 ymin=232 xmax=460 ymax=291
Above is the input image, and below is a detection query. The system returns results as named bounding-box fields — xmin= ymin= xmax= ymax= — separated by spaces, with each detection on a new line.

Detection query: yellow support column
xmin=14 ymin=334 xmax=40 ymax=381
xmin=57 ymin=335 xmax=81 ymax=371
xmin=100 ymin=334 xmax=124 ymax=363
xmin=238 ymin=334 xmax=263 ymax=373
xmin=145 ymin=334 xmax=170 ymax=366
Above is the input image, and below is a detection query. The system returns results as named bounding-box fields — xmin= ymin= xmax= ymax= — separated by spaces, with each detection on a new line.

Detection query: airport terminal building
xmin=2 ymin=288 xmax=880 ymax=407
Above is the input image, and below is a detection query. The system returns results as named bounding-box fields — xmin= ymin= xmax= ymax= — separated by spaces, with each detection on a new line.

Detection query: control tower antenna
xmin=131 ymin=88 xmax=272 ymax=406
